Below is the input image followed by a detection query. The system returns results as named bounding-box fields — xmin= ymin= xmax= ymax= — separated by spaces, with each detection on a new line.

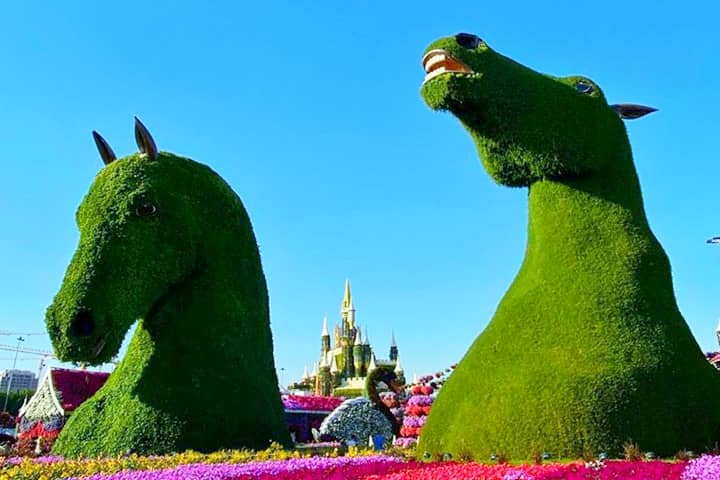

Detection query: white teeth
xmin=421 ymin=50 xmax=473 ymax=85
xmin=423 ymin=67 xmax=449 ymax=84
xmin=424 ymin=54 xmax=446 ymax=72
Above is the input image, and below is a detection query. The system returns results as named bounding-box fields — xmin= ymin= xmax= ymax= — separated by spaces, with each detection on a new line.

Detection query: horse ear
xmin=610 ymin=104 xmax=658 ymax=120
xmin=92 ymin=131 xmax=117 ymax=165
xmin=134 ymin=117 xmax=158 ymax=160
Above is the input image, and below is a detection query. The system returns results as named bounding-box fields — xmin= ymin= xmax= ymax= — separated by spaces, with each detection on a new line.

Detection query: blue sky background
xmin=0 ymin=1 xmax=719 ymax=387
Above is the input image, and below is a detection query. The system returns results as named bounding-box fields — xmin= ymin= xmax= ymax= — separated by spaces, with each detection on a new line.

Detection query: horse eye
xmin=575 ymin=81 xmax=594 ymax=94
xmin=135 ymin=202 xmax=157 ymax=217
xmin=455 ymin=33 xmax=482 ymax=49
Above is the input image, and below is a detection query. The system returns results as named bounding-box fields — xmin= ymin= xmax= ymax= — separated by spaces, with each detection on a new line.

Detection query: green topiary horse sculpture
xmin=418 ymin=33 xmax=720 ymax=459
xmin=46 ymin=118 xmax=291 ymax=457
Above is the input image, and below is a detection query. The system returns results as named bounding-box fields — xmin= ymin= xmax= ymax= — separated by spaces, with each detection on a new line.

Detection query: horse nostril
xmin=72 ymin=310 xmax=95 ymax=337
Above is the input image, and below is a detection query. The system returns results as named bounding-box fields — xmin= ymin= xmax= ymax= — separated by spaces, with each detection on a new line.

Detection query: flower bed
xmin=0 ymin=453 xmax=421 ymax=480
xmin=4 ymin=451 xmax=719 ymax=480
xmin=282 ymin=394 xmax=344 ymax=412
xmin=365 ymin=460 xmax=688 ymax=480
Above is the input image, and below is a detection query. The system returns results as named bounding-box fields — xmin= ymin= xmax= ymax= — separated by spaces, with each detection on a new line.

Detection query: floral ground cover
xmin=64 ymin=455 xmax=421 ymax=480
xmin=4 ymin=451 xmax=720 ymax=480
xmin=364 ymin=460 xmax=687 ymax=480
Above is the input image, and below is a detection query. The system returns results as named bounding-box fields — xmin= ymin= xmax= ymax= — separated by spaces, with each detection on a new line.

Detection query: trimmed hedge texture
xmin=418 ymin=34 xmax=720 ymax=459
xmin=46 ymin=151 xmax=290 ymax=456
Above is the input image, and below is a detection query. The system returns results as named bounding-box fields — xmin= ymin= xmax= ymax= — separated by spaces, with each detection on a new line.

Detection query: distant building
xmin=289 ymin=279 xmax=405 ymax=397
xmin=0 ymin=369 xmax=38 ymax=393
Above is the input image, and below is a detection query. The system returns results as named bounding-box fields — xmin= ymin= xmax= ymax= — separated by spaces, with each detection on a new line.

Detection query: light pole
xmin=2 ymin=336 xmax=24 ymax=412
xmin=709 ymin=237 xmax=720 ymax=348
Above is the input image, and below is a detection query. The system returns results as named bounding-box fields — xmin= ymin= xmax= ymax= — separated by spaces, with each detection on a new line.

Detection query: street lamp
xmin=2 ymin=336 xmax=24 ymax=412
xmin=709 ymin=238 xmax=720 ymax=347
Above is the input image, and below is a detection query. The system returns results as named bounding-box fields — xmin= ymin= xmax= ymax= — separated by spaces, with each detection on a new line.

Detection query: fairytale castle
xmin=291 ymin=280 xmax=405 ymax=397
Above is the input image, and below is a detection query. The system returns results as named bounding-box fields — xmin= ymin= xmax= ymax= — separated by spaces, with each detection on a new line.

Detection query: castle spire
xmin=330 ymin=355 xmax=339 ymax=374
xmin=302 ymin=365 xmax=309 ymax=380
xmin=341 ymin=278 xmax=356 ymax=330
xmin=321 ymin=315 xmax=331 ymax=355
xmin=354 ymin=329 xmax=362 ymax=345
xmin=363 ymin=327 xmax=370 ymax=345
xmin=342 ymin=278 xmax=352 ymax=311
xmin=389 ymin=330 xmax=398 ymax=361
xmin=394 ymin=356 xmax=403 ymax=373
xmin=368 ymin=353 xmax=377 ymax=372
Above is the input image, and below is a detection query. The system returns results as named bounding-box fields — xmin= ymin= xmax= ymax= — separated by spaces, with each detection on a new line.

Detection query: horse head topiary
xmin=46 ymin=118 xmax=291 ymax=457
xmin=418 ymin=33 xmax=720 ymax=459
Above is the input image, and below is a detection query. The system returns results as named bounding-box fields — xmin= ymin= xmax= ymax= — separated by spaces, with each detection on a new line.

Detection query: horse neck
xmin=139 ymin=239 xmax=270 ymax=360
xmin=525 ymin=153 xmax=655 ymax=266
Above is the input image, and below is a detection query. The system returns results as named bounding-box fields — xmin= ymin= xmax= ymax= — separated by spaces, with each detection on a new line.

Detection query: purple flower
xmin=64 ymin=455 xmax=415 ymax=480
xmin=682 ymin=454 xmax=720 ymax=480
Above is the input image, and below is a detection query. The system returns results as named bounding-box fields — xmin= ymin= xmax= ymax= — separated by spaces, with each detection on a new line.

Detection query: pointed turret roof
xmin=390 ymin=331 xmax=397 ymax=347
xmin=716 ymin=318 xmax=720 ymax=333
xmin=363 ymin=327 xmax=370 ymax=345
xmin=354 ymin=329 xmax=362 ymax=346
xmin=342 ymin=278 xmax=353 ymax=311
xmin=394 ymin=356 xmax=403 ymax=373
xmin=311 ymin=362 xmax=318 ymax=377
xmin=302 ymin=365 xmax=309 ymax=380
xmin=368 ymin=354 xmax=377 ymax=372
xmin=330 ymin=356 xmax=339 ymax=374
xmin=321 ymin=315 xmax=329 ymax=337
xmin=319 ymin=355 xmax=329 ymax=369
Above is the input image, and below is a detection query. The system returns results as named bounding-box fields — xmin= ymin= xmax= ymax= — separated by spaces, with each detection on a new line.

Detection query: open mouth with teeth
xmin=422 ymin=49 xmax=474 ymax=84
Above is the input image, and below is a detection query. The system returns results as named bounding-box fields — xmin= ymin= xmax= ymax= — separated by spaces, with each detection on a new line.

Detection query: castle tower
xmin=344 ymin=340 xmax=355 ymax=378
xmin=333 ymin=324 xmax=341 ymax=349
xmin=394 ymin=356 xmax=405 ymax=385
xmin=389 ymin=331 xmax=398 ymax=361
xmin=341 ymin=279 xmax=356 ymax=331
xmin=353 ymin=329 xmax=365 ymax=378
xmin=321 ymin=315 xmax=330 ymax=355
xmin=318 ymin=356 xmax=332 ymax=396
xmin=363 ymin=328 xmax=372 ymax=368
xmin=330 ymin=355 xmax=341 ymax=388
xmin=312 ymin=362 xmax=319 ymax=395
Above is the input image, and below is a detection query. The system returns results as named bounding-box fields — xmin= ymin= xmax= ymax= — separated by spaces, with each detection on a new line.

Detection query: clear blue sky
xmin=1 ymin=1 xmax=719 ymax=387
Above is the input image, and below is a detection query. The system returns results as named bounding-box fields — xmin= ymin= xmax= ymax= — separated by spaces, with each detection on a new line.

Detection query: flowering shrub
xmin=682 ymin=454 xmax=720 ymax=479
xmin=398 ymin=390 xmax=434 ymax=442
xmin=282 ymin=395 xmax=344 ymax=412
xmin=380 ymin=392 xmax=404 ymax=427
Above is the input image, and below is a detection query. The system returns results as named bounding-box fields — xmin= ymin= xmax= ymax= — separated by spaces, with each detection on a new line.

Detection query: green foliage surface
xmin=418 ymin=35 xmax=720 ymax=459
xmin=46 ymin=152 xmax=290 ymax=456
